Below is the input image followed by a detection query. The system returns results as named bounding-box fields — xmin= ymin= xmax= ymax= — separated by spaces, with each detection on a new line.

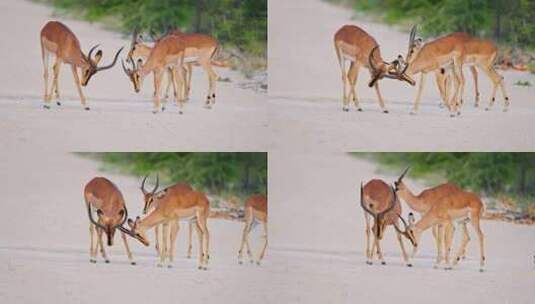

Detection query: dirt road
xmin=269 ymin=152 xmax=534 ymax=303
xmin=268 ymin=0 xmax=535 ymax=151
xmin=0 ymin=0 xmax=268 ymax=152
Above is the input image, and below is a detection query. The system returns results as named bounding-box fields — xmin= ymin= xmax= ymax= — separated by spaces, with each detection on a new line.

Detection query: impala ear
xmin=94 ymin=50 xmax=103 ymax=65
xmin=97 ymin=209 xmax=103 ymax=216
xmin=118 ymin=209 xmax=125 ymax=216
xmin=408 ymin=212 xmax=416 ymax=225
xmin=127 ymin=218 xmax=135 ymax=228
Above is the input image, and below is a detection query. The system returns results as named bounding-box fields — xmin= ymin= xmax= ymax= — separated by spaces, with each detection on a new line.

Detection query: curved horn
xmin=368 ymin=46 xmax=380 ymax=73
xmin=87 ymin=44 xmax=100 ymax=66
xmin=397 ymin=167 xmax=410 ymax=183
xmin=131 ymin=28 xmax=140 ymax=49
xmin=96 ymin=46 xmax=124 ymax=72
xmin=151 ymin=174 xmax=159 ymax=194
xmin=409 ymin=25 xmax=417 ymax=50
xmin=377 ymin=185 xmax=398 ymax=219
xmin=141 ymin=174 xmax=149 ymax=194
xmin=114 ymin=206 xmax=128 ymax=229
xmin=86 ymin=204 xmax=106 ymax=230
xmin=150 ymin=28 xmax=159 ymax=42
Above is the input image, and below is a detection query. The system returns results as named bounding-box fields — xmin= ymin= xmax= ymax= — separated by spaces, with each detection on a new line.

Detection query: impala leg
xmin=168 ymin=221 xmax=180 ymax=268
xmin=238 ymin=212 xmax=252 ymax=264
xmin=375 ymin=238 xmax=386 ymax=265
xmin=154 ymin=225 xmax=161 ymax=256
xmin=411 ymin=72 xmax=426 ymax=114
xmin=89 ymin=223 xmax=97 ymax=263
xmin=52 ymin=59 xmax=62 ymax=105
xmin=164 ymin=68 xmax=173 ymax=100
xmin=395 ymin=228 xmax=411 ymax=267
xmin=187 ymin=221 xmax=193 ymax=258
xmin=434 ymin=70 xmax=447 ymax=108
xmin=443 ymin=222 xmax=454 ymax=269
xmin=470 ymin=66 xmax=480 ymax=107
xmin=42 ymin=50 xmax=53 ymax=108
xmin=433 ymin=224 xmax=444 ymax=268
xmin=96 ymin=228 xmax=110 ymax=263
xmin=186 ymin=63 xmax=193 ymax=98
xmin=201 ymin=61 xmax=217 ymax=108
xmin=471 ymin=214 xmax=485 ymax=272
xmin=339 ymin=57 xmax=350 ymax=112
xmin=70 ymin=64 xmax=89 ymax=110
xmin=194 ymin=220 xmax=205 ymax=269
xmin=373 ymin=82 xmax=388 ymax=113
xmin=172 ymin=67 xmax=185 ymax=114
xmin=348 ymin=62 xmax=362 ymax=111
xmin=152 ymin=69 xmax=164 ymax=113
xmin=198 ymin=214 xmax=210 ymax=268
xmin=121 ymin=231 xmax=135 ymax=265
xmin=453 ymin=222 xmax=471 ymax=266
xmin=364 ymin=213 xmax=372 ymax=264
xmin=459 ymin=221 xmax=470 ymax=259
xmin=158 ymin=223 xmax=169 ymax=267
xmin=455 ymin=60 xmax=465 ymax=115
xmin=257 ymin=221 xmax=268 ymax=265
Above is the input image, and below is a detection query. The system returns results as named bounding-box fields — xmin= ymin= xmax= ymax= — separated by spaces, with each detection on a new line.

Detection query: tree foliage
xmin=50 ymin=0 xmax=267 ymax=58
xmin=90 ymin=152 xmax=267 ymax=198
xmin=331 ymin=0 xmax=535 ymax=49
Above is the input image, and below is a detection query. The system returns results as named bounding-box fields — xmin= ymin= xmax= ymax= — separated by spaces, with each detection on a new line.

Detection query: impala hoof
xmin=485 ymin=107 xmax=490 ymax=111
xmin=105 ymin=259 xmax=110 ymax=264
xmin=409 ymin=111 xmax=417 ymax=115
xmin=198 ymin=266 xmax=203 ymax=270
xmin=43 ymin=104 xmax=51 ymax=110
xmin=479 ymin=268 xmax=484 ymax=273
xmin=157 ymin=263 xmax=163 ymax=268
xmin=381 ymin=261 xmax=386 ymax=265
xmin=383 ymin=110 xmax=389 ymax=114
xmin=407 ymin=263 xmax=413 ymax=267
xmin=238 ymin=260 xmax=243 ymax=265
xmin=167 ymin=264 xmax=173 ymax=269
xmin=161 ymin=106 xmax=166 ymax=112
xmin=256 ymin=261 xmax=261 ymax=266
xmin=444 ymin=266 xmax=452 ymax=270
xmin=89 ymin=259 xmax=96 ymax=263
xmin=342 ymin=107 xmax=349 ymax=112
xmin=131 ymin=262 xmax=136 ymax=265
xmin=357 ymin=108 xmax=363 ymax=112
xmin=366 ymin=261 xmax=372 ymax=265
xmin=179 ymin=111 xmax=183 ymax=115
xmin=84 ymin=107 xmax=90 ymax=111
xmin=56 ymin=102 xmax=61 ymax=106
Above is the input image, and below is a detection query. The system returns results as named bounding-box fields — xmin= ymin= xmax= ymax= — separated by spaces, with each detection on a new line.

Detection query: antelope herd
xmin=84 ymin=175 xmax=268 ymax=270
xmin=40 ymin=21 xmax=226 ymax=113
xmin=334 ymin=24 xmax=510 ymax=116
xmin=360 ymin=168 xmax=486 ymax=272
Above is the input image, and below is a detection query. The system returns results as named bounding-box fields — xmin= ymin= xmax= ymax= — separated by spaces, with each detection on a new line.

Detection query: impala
xmin=334 ymin=25 xmax=415 ymax=112
xmin=40 ymin=21 xmax=123 ymax=110
xmin=128 ymin=184 xmax=211 ymax=269
xmin=84 ymin=177 xmax=137 ymax=265
xmin=393 ymin=167 xmax=469 ymax=263
xmin=399 ymin=188 xmax=486 ymax=271
xmin=360 ymin=179 xmax=416 ymax=266
xmin=140 ymin=174 xmax=197 ymax=258
xmin=122 ymin=35 xmax=186 ymax=113
xmin=238 ymin=194 xmax=268 ymax=265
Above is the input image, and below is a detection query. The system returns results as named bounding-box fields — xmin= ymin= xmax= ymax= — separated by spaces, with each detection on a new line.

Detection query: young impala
xmin=334 ymin=25 xmax=415 ymax=112
xmin=128 ymin=184 xmax=211 ymax=269
xmin=393 ymin=168 xmax=469 ymax=262
xmin=40 ymin=21 xmax=123 ymax=110
xmin=122 ymin=35 xmax=186 ymax=113
xmin=360 ymin=179 xmax=416 ymax=266
xmin=238 ymin=194 xmax=268 ymax=265
xmin=84 ymin=177 xmax=139 ymax=265
xmin=140 ymin=174 xmax=197 ymax=258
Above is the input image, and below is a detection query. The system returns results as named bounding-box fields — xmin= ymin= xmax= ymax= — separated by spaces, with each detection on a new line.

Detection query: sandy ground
xmin=0 ymin=152 xmax=274 ymax=303
xmin=0 ymin=0 xmax=268 ymax=152
xmin=269 ymin=152 xmax=535 ymax=303
xmin=268 ymin=0 xmax=535 ymax=151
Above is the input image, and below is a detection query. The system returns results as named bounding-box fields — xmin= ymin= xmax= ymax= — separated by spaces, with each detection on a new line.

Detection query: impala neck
xmin=413 ymin=211 xmax=439 ymax=239
xmin=398 ymin=185 xmax=429 ymax=213
xmin=133 ymin=43 xmax=152 ymax=59
xmin=138 ymin=209 xmax=166 ymax=232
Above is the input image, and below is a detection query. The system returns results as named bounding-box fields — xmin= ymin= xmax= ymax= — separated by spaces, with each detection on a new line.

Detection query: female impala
xmin=40 ymin=21 xmax=123 ymax=110
xmin=334 ymin=25 xmax=415 ymax=112
xmin=84 ymin=177 xmax=137 ymax=265
xmin=238 ymin=194 xmax=268 ymax=265
xmin=128 ymin=30 xmax=225 ymax=104
xmin=128 ymin=185 xmax=211 ymax=269
xmin=140 ymin=174 xmax=197 ymax=258
xmin=401 ymin=189 xmax=486 ymax=271
xmin=393 ymin=168 xmax=469 ymax=262
xmin=360 ymin=180 xmax=416 ymax=266
xmin=122 ymin=35 xmax=186 ymax=113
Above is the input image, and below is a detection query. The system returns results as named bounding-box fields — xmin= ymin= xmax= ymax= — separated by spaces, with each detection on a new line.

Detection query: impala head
xmin=140 ymin=174 xmax=159 ymax=214
xmin=81 ymin=45 xmax=124 ymax=86
xmin=393 ymin=212 xmax=418 ymax=247
xmin=127 ymin=216 xmax=150 ymax=246
xmin=360 ymin=182 xmax=398 ymax=239
xmin=393 ymin=167 xmax=410 ymax=192
xmin=122 ymin=57 xmax=144 ymax=93
xmin=368 ymin=46 xmax=415 ymax=88
xmin=86 ymin=203 xmax=128 ymax=246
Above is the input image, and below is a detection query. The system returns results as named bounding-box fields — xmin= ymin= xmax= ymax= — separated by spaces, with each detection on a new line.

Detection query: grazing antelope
xmin=128 ymin=185 xmax=211 ymax=269
xmin=84 ymin=177 xmax=137 ymax=265
xmin=140 ymin=174 xmax=197 ymax=258
xmin=238 ymin=194 xmax=268 ymax=265
xmin=122 ymin=35 xmax=186 ymax=113
xmin=40 ymin=21 xmax=123 ymax=110
xmin=393 ymin=167 xmax=469 ymax=262
xmin=400 ymin=189 xmax=486 ymax=271
xmin=360 ymin=180 xmax=416 ymax=266
xmin=334 ymin=25 xmax=415 ymax=112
